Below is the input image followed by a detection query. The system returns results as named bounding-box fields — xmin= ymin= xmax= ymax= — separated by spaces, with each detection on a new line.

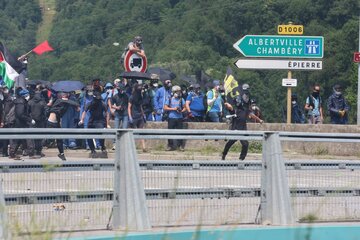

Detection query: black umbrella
xmin=52 ymin=80 xmax=85 ymax=92
xmin=120 ymin=71 xmax=159 ymax=80
xmin=181 ymin=75 xmax=197 ymax=85
xmin=27 ymin=80 xmax=52 ymax=88
xmin=147 ymin=67 xmax=176 ymax=82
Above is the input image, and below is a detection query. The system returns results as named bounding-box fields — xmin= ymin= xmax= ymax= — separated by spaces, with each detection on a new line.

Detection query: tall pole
xmin=357 ymin=15 xmax=360 ymax=124
xmin=286 ymin=21 xmax=293 ymax=124
xmin=287 ymin=71 xmax=292 ymax=124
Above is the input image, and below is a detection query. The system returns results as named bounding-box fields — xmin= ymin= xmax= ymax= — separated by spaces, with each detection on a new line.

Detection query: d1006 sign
xmin=278 ymin=25 xmax=303 ymax=35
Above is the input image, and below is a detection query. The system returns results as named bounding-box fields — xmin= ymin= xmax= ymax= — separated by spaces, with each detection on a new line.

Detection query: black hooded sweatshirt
xmin=14 ymin=96 xmax=32 ymax=127
xmin=2 ymin=94 xmax=14 ymax=127
xmin=29 ymin=92 xmax=47 ymax=122
xmin=49 ymin=98 xmax=80 ymax=122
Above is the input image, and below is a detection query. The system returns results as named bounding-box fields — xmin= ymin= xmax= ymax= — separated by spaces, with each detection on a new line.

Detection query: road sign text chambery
xmin=249 ymin=37 xmax=303 ymax=55
xmin=233 ymin=35 xmax=324 ymax=58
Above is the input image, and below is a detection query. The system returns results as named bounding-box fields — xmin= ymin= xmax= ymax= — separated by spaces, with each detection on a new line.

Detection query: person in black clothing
xmin=29 ymin=88 xmax=47 ymax=157
xmin=47 ymin=92 xmax=80 ymax=160
xmin=111 ymin=83 xmax=129 ymax=128
xmin=291 ymin=93 xmax=305 ymax=124
xmin=128 ymin=83 xmax=147 ymax=152
xmin=79 ymin=91 xmax=109 ymax=158
xmin=0 ymin=86 xmax=11 ymax=156
xmin=92 ymin=78 xmax=103 ymax=94
xmin=110 ymin=83 xmax=129 ymax=150
xmin=221 ymin=85 xmax=263 ymax=161
xmin=141 ymin=83 xmax=154 ymax=121
xmin=9 ymin=89 xmax=36 ymax=159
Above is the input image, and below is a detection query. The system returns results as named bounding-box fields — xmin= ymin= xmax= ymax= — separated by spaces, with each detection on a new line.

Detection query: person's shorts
xmin=131 ymin=118 xmax=145 ymax=128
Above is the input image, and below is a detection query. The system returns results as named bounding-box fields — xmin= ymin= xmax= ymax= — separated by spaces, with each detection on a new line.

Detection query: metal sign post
xmin=287 ymin=71 xmax=292 ymax=124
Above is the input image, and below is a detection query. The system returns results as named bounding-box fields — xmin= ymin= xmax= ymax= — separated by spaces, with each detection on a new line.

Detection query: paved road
xmin=2 ymin=150 xmax=360 ymax=235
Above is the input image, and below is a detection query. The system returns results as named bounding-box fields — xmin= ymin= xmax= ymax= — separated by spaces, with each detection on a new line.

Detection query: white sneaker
xmin=112 ymin=145 xmax=116 ymax=150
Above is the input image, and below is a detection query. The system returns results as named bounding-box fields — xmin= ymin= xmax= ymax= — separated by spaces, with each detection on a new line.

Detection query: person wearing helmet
xmin=249 ymin=99 xmax=263 ymax=123
xmin=163 ymin=85 xmax=186 ymax=151
xmin=128 ymin=36 xmax=145 ymax=58
xmin=9 ymin=89 xmax=36 ymax=160
xmin=185 ymin=84 xmax=205 ymax=122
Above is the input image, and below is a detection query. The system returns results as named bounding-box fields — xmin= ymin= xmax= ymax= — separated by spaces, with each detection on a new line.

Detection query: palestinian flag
xmin=223 ymin=66 xmax=239 ymax=106
xmin=0 ymin=42 xmax=24 ymax=88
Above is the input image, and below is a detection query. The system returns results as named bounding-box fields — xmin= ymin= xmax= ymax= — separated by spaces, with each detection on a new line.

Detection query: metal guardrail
xmin=2 ymin=160 xmax=360 ymax=173
xmin=5 ymin=187 xmax=360 ymax=206
xmin=3 ymin=128 xmax=360 ymax=142
xmin=3 ymin=159 xmax=360 ymax=206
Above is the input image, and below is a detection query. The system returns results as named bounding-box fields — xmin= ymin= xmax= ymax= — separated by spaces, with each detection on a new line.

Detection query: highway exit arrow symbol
xmin=233 ymin=35 xmax=324 ymax=59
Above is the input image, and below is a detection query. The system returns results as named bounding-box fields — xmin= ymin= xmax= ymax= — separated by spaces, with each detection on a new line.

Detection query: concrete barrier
xmin=140 ymin=122 xmax=360 ymax=156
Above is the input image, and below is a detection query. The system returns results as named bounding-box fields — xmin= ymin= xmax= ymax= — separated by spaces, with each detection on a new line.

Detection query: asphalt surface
xmin=2 ymin=148 xmax=360 ymax=239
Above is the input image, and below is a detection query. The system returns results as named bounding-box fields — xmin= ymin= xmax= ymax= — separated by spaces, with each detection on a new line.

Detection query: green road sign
xmin=233 ymin=35 xmax=324 ymax=58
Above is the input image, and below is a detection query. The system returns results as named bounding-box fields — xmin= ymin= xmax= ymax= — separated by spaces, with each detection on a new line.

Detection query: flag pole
xmin=17 ymin=50 xmax=33 ymax=61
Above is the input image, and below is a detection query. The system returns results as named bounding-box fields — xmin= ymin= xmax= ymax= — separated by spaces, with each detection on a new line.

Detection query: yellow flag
xmin=224 ymin=67 xmax=239 ymax=104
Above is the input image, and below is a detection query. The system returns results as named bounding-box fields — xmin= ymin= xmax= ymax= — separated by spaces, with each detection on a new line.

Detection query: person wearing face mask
xmin=141 ymin=83 xmax=155 ymax=121
xmin=249 ymin=99 xmax=263 ymax=123
xmin=28 ymin=87 xmax=47 ymax=157
xmin=102 ymin=82 xmax=115 ymax=128
xmin=163 ymin=85 xmax=186 ymax=151
xmin=102 ymin=83 xmax=114 ymax=102
xmin=128 ymin=36 xmax=145 ymax=58
xmin=9 ymin=89 xmax=36 ymax=160
xmin=185 ymin=84 xmax=205 ymax=122
xmin=148 ymin=80 xmax=158 ymax=120
xmin=206 ymin=80 xmax=223 ymax=122
xmin=92 ymin=78 xmax=103 ymax=94
xmin=79 ymin=91 xmax=109 ymax=158
xmin=128 ymin=83 xmax=147 ymax=152
xmin=327 ymin=84 xmax=350 ymax=124
xmin=111 ymin=83 xmax=129 ymax=150
xmin=79 ymin=85 xmax=101 ymax=150
xmin=221 ymin=84 xmax=263 ymax=161
xmin=120 ymin=36 xmax=146 ymax=64
xmin=290 ymin=94 xmax=305 ymax=124
xmin=154 ymin=79 xmax=172 ymax=121
xmin=304 ymin=84 xmax=323 ymax=124
xmin=0 ymin=86 xmax=14 ymax=157
xmin=60 ymin=91 xmax=79 ymax=149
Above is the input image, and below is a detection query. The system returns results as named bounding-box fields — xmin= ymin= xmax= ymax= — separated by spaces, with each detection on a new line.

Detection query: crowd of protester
xmin=0 ymin=74 xmax=349 ymax=161
xmin=0 ymin=77 xmax=262 ymax=160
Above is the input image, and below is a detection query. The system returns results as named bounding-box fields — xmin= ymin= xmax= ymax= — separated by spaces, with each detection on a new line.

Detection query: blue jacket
xmin=154 ymin=87 xmax=171 ymax=113
xmin=327 ymin=93 xmax=349 ymax=124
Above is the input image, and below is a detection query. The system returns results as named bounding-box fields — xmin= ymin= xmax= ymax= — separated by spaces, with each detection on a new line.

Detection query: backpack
xmin=308 ymin=95 xmax=321 ymax=109
xmin=205 ymin=89 xmax=217 ymax=113
xmin=5 ymin=104 xmax=15 ymax=126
